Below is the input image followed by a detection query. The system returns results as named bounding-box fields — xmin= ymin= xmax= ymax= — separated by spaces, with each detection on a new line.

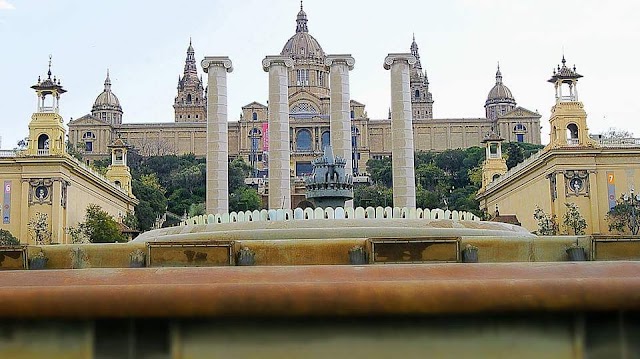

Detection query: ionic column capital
xmin=201 ymin=56 xmax=233 ymax=73
xmin=383 ymin=53 xmax=417 ymax=70
xmin=262 ymin=56 xmax=294 ymax=72
xmin=325 ymin=54 xmax=355 ymax=70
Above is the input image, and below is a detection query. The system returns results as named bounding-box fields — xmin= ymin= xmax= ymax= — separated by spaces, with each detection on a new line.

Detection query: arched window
xmin=567 ymin=123 xmax=579 ymax=139
xmin=252 ymin=112 xmax=258 ymax=121
xmin=187 ymin=94 xmax=192 ymax=103
xmin=350 ymin=110 xmax=355 ymax=119
xmin=114 ymin=181 xmax=121 ymax=188
xmin=492 ymin=174 xmax=501 ymax=181
xmin=415 ymin=89 xmax=420 ymax=99
xmin=37 ymin=134 xmax=49 ymax=150
xmin=296 ymin=129 xmax=312 ymax=151
xmin=514 ymin=124 xmax=527 ymax=132
xmin=321 ymin=131 xmax=330 ymax=150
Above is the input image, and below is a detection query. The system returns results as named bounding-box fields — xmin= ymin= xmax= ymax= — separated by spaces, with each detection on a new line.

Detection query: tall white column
xmin=202 ymin=56 xmax=233 ymax=215
xmin=325 ymin=55 xmax=355 ymax=174
xmin=326 ymin=55 xmax=355 ymax=208
xmin=384 ymin=54 xmax=417 ymax=209
xmin=263 ymin=56 xmax=294 ymax=209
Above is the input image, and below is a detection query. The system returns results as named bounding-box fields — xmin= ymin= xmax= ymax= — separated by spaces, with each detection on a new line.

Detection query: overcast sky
xmin=1 ymin=0 xmax=639 ymax=149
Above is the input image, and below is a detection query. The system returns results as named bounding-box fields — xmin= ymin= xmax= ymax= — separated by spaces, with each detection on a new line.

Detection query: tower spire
xmin=183 ymin=39 xmax=197 ymax=76
xmin=496 ymin=62 xmax=502 ymax=84
xmin=47 ymin=54 xmax=52 ymax=79
xmin=296 ymin=1 xmax=308 ymax=33
xmin=104 ymin=69 xmax=111 ymax=90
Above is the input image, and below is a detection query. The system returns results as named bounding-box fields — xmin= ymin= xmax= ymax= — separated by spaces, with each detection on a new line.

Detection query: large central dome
xmin=280 ymin=4 xmax=325 ymax=61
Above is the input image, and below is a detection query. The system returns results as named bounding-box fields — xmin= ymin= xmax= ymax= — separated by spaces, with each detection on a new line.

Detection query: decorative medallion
xmin=29 ymin=179 xmax=54 ymax=205
xmin=564 ymin=170 xmax=590 ymax=197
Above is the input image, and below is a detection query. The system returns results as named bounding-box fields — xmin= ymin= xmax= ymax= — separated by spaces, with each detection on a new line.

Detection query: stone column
xmin=384 ymin=54 xmax=417 ymax=209
xmin=201 ymin=56 xmax=233 ymax=215
xmin=326 ymin=54 xmax=355 ymax=208
xmin=263 ymin=56 xmax=294 ymax=209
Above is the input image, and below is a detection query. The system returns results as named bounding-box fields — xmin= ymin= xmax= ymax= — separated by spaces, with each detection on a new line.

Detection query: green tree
xmin=132 ymin=174 xmax=168 ymax=231
xmin=66 ymin=141 xmax=84 ymax=161
xmin=354 ymin=184 xmax=392 ymax=208
xmin=28 ymin=212 xmax=51 ymax=245
xmin=416 ymin=187 xmax=441 ymax=209
xmin=188 ymin=203 xmax=206 ymax=217
xmin=606 ymin=195 xmax=640 ymax=235
xmin=79 ymin=204 xmax=126 ymax=243
xmin=415 ymin=163 xmax=446 ymax=191
xmin=0 ymin=229 xmax=19 ymax=246
xmin=229 ymin=158 xmax=253 ymax=193
xmin=504 ymin=142 xmax=525 ymax=169
xmin=229 ymin=187 xmax=262 ymax=212
xmin=533 ymin=206 xmax=558 ymax=235
xmin=366 ymin=157 xmax=392 ymax=187
xmin=563 ymin=202 xmax=587 ymax=235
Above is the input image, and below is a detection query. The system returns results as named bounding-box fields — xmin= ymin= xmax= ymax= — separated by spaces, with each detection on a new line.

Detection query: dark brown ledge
xmin=0 ymin=262 xmax=638 ymax=318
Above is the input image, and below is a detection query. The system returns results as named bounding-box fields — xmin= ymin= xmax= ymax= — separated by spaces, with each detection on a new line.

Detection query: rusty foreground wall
xmin=0 ymin=262 xmax=639 ymax=318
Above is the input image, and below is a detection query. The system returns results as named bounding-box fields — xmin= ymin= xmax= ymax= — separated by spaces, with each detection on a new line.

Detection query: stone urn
xmin=461 ymin=244 xmax=479 ymax=263
xmin=29 ymin=252 xmax=48 ymax=270
xmin=566 ymin=244 xmax=587 ymax=261
xmin=348 ymin=246 xmax=368 ymax=265
xmin=237 ymin=247 xmax=256 ymax=266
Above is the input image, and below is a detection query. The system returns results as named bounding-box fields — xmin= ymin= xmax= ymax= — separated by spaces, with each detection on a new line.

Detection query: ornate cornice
xmin=262 ymin=56 xmax=294 ymax=72
xmin=201 ymin=56 xmax=233 ymax=73
xmin=383 ymin=53 xmax=417 ymax=70
xmin=324 ymin=54 xmax=355 ymax=70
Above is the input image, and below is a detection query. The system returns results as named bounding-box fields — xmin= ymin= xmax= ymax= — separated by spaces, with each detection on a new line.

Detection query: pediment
xmin=241 ymin=101 xmax=267 ymax=109
xmin=500 ymin=106 xmax=541 ymax=119
xmin=68 ymin=114 xmax=112 ymax=127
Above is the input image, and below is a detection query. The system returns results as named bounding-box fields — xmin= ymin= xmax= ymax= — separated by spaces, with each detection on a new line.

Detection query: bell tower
xmin=479 ymin=131 xmax=508 ymax=193
xmin=105 ymin=137 xmax=134 ymax=197
xmin=546 ymin=56 xmax=596 ymax=149
xmin=174 ymin=39 xmax=206 ymax=122
xmin=26 ymin=56 xmax=67 ymax=157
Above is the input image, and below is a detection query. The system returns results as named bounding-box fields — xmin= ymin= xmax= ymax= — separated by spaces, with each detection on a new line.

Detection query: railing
xmin=181 ymin=206 xmax=480 ymax=226
xmin=486 ymin=150 xmax=544 ymax=191
xmin=0 ymin=150 xmax=16 ymax=157
xmin=37 ymin=149 xmax=50 ymax=156
xmin=566 ymin=138 xmax=580 ymax=146
xmin=66 ymin=155 xmax=130 ymax=197
xmin=597 ymin=138 xmax=640 ymax=147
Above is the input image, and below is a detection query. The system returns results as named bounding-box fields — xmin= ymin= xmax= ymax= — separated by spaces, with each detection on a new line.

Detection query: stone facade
xmin=1 ymin=64 xmax=137 ymax=244
xmin=68 ymin=5 xmax=541 ymax=178
xmin=477 ymin=58 xmax=640 ymax=234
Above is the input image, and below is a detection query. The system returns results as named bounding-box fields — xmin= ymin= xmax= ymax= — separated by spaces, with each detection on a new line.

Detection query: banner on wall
xmin=3 ymin=181 xmax=10 ymax=224
xmin=607 ymin=171 xmax=616 ymax=210
xmin=262 ymin=122 xmax=269 ymax=151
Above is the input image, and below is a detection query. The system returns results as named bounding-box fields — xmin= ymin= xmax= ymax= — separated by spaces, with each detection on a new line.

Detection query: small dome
xmin=92 ymin=71 xmax=122 ymax=111
xmin=280 ymin=2 xmax=325 ymax=61
xmin=487 ymin=65 xmax=514 ymax=102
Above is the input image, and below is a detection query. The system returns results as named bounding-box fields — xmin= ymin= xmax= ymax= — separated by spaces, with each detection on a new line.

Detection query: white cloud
xmin=0 ymin=0 xmax=15 ymax=10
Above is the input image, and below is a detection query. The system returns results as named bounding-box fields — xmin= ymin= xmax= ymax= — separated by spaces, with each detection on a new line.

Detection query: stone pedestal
xmin=384 ymin=54 xmax=417 ymax=209
xmin=202 ymin=57 xmax=233 ymax=215
xmin=326 ymin=55 xmax=355 ymax=208
xmin=263 ymin=56 xmax=294 ymax=209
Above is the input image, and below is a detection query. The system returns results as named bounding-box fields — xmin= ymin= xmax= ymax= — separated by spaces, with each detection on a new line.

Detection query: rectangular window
xmin=517 ymin=134 xmax=524 ymax=142
xmin=85 ymin=141 xmax=93 ymax=152
xmin=295 ymin=162 xmax=313 ymax=176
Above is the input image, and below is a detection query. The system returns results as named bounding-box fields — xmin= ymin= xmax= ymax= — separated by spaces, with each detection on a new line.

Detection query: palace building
xmin=68 ymin=4 xmax=541 ymax=178
xmin=0 ymin=61 xmax=138 ymax=244
xmin=477 ymin=57 xmax=640 ymax=234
